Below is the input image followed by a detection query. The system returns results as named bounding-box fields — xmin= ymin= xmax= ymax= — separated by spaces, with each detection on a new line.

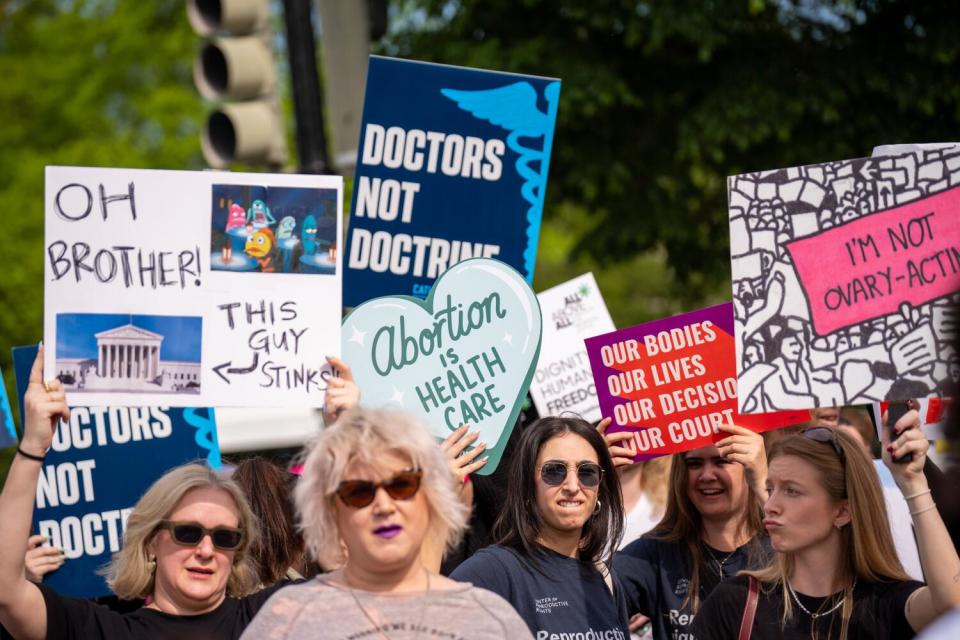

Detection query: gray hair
xmin=295 ymin=408 xmax=469 ymax=569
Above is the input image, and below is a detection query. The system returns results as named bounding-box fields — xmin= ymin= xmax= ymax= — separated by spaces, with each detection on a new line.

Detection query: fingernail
xmin=887 ymin=445 xmax=895 ymax=452
xmin=463 ymin=474 xmax=470 ymax=484
xmin=481 ymin=456 xmax=489 ymax=462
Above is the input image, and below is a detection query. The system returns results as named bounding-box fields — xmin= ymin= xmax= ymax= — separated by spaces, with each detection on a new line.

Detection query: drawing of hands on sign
xmin=891 ymin=323 xmax=937 ymax=375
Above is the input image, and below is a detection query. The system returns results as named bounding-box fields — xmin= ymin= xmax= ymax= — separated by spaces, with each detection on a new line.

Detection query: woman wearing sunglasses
xmin=449 ymin=416 xmax=629 ymax=637
xmin=692 ymin=413 xmax=960 ymax=638
xmin=240 ymin=408 xmax=532 ymax=639
xmin=0 ymin=351 xmax=276 ymax=640
xmin=612 ymin=424 xmax=771 ymax=640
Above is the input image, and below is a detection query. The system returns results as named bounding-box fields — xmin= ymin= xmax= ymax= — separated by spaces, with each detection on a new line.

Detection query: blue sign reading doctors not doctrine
xmin=343 ymin=56 xmax=561 ymax=307
xmin=12 ymin=344 xmax=221 ymax=598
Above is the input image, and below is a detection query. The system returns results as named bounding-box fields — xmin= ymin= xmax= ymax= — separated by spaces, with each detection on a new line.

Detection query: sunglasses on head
xmin=335 ymin=469 xmax=423 ymax=508
xmin=159 ymin=521 xmax=244 ymax=551
xmin=801 ymin=427 xmax=845 ymax=462
xmin=539 ymin=461 xmax=604 ymax=488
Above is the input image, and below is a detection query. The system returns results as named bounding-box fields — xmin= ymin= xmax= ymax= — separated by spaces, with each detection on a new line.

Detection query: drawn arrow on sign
xmin=212 ymin=353 xmax=260 ymax=384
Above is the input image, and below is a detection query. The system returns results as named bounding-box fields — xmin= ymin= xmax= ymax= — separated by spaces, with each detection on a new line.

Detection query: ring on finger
xmin=43 ymin=381 xmax=54 ymax=393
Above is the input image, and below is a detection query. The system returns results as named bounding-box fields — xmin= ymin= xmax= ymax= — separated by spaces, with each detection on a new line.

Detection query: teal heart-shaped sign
xmin=342 ymin=258 xmax=542 ymax=474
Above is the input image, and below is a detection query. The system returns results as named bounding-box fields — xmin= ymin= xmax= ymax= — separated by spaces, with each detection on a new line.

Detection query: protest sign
xmin=530 ymin=273 xmax=615 ymax=422
xmin=1 ymin=369 xmax=17 ymax=447
xmin=585 ymin=303 xmax=809 ymax=459
xmin=341 ymin=258 xmax=542 ymax=473
xmin=44 ymin=166 xmax=342 ymax=409
xmin=728 ymin=149 xmax=960 ymax=411
xmin=343 ymin=56 xmax=561 ymax=307
xmin=13 ymin=344 xmax=221 ymax=598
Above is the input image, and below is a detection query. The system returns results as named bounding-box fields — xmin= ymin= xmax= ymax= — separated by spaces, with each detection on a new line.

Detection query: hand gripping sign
xmin=342 ymin=258 xmax=542 ymax=473
xmin=585 ymin=303 xmax=809 ymax=459
xmin=12 ymin=343 xmax=220 ymax=598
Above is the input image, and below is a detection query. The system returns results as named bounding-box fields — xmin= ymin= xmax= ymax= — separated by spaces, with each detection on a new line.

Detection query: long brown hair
xmin=232 ymin=457 xmax=305 ymax=585
xmin=744 ymin=429 xmax=910 ymax=640
xmin=648 ymin=452 xmax=766 ymax=612
xmin=493 ymin=417 xmax=625 ymax=567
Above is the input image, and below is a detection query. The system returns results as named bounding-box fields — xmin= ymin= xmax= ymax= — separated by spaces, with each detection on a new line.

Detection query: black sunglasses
xmin=539 ymin=461 xmax=604 ymax=488
xmin=336 ymin=469 xmax=423 ymax=508
xmin=159 ymin=521 xmax=244 ymax=551
xmin=801 ymin=427 xmax=845 ymax=462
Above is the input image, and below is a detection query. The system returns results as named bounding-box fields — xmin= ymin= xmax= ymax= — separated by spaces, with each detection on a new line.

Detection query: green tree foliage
xmin=384 ymin=0 xmax=960 ymax=307
xmin=0 ymin=0 xmax=205 ymax=474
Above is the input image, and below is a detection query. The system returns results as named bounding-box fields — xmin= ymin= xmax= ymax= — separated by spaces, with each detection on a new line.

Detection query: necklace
xmin=786 ymin=579 xmax=855 ymax=620
xmin=703 ymin=544 xmax=738 ymax=578
xmin=343 ymin=567 xmax=432 ymax=640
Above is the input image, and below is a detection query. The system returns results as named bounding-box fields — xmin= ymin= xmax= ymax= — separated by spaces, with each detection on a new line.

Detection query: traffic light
xmin=187 ymin=0 xmax=288 ymax=168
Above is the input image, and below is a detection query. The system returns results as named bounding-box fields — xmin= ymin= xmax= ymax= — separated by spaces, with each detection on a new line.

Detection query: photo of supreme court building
xmin=55 ymin=314 xmax=202 ymax=394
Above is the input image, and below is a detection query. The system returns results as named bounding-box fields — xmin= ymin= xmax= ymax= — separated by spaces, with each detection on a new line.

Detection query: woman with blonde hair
xmin=240 ymin=407 xmax=531 ymax=639
xmin=614 ymin=424 xmax=772 ymax=640
xmin=692 ymin=410 xmax=960 ymax=638
xmin=0 ymin=350 xmax=280 ymax=640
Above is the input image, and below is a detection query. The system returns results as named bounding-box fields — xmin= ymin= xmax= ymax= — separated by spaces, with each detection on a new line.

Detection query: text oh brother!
xmin=600 ymin=321 xmax=737 ymax=451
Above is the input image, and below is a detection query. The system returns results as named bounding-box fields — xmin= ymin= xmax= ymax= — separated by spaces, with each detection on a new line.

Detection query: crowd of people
xmin=0 ymin=343 xmax=959 ymax=639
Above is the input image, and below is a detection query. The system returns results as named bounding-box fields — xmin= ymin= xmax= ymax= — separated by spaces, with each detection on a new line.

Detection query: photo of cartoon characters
xmin=209 ymin=185 xmax=338 ymax=275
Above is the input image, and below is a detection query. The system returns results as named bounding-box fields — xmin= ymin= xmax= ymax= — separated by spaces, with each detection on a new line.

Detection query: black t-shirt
xmin=441 ymin=399 xmax=540 ymax=576
xmin=691 ymin=575 xmax=924 ymax=640
xmin=39 ymin=581 xmax=287 ymax=640
xmin=450 ymin=544 xmax=630 ymax=638
xmin=614 ymin=536 xmax=771 ymax=640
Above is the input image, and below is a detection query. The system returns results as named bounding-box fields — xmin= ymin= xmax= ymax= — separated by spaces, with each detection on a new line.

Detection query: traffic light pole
xmin=282 ymin=0 xmax=330 ymax=174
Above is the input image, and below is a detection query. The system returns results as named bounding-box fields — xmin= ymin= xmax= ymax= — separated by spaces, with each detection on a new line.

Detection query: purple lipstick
xmin=374 ymin=525 xmax=402 ymax=539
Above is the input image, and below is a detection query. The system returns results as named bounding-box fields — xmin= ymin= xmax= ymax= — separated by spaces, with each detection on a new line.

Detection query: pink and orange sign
xmin=787 ymin=185 xmax=960 ymax=336
xmin=585 ymin=303 xmax=808 ymax=459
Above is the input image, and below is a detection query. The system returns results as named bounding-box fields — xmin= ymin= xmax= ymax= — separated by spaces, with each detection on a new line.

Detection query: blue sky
xmin=56 ymin=314 xmax=202 ymax=362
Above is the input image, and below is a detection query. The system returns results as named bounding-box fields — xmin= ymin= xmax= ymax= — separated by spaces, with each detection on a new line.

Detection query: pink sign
xmin=787 ymin=185 xmax=960 ymax=336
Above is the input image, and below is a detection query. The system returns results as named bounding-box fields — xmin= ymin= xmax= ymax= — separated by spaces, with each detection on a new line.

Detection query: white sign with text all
xmin=530 ymin=273 xmax=615 ymax=421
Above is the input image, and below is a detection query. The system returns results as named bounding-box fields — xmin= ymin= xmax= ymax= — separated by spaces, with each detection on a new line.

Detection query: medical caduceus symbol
xmin=441 ymin=81 xmax=561 ymax=280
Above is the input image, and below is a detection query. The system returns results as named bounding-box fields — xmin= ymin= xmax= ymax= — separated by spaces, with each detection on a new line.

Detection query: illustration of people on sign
xmin=209 ymin=185 xmax=338 ymax=275
xmin=729 ymin=146 xmax=960 ymax=410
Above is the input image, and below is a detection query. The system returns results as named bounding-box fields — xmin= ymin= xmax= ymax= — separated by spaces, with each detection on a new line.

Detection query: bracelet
xmin=16 ymin=446 xmax=46 ymax=462
xmin=910 ymin=503 xmax=938 ymax=517
xmin=904 ymin=488 xmax=932 ymax=501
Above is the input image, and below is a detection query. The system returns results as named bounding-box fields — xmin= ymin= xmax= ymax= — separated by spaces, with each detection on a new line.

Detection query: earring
xmin=593 ymin=500 xmax=602 ymax=515
xmin=148 ymin=555 xmax=156 ymax=573
xmin=834 ymin=522 xmax=842 ymax=530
